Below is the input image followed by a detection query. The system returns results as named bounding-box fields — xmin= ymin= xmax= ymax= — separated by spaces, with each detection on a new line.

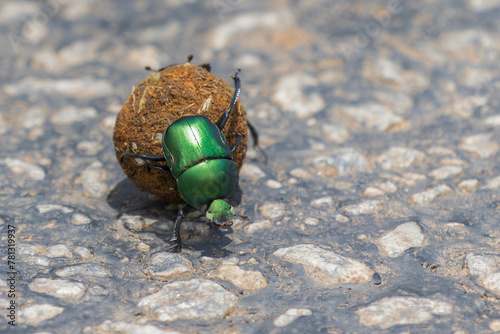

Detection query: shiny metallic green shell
xmin=162 ymin=115 xmax=238 ymax=208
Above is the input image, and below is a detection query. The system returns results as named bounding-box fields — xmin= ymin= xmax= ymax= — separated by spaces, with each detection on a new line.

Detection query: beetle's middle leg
xmin=120 ymin=151 xmax=171 ymax=173
xmin=246 ymin=121 xmax=268 ymax=163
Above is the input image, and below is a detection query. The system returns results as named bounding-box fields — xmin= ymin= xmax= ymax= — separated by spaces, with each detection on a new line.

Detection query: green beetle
xmin=121 ymin=64 xmax=261 ymax=252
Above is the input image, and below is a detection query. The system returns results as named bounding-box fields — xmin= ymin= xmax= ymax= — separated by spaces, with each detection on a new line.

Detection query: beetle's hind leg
xmin=247 ymin=121 xmax=268 ymax=163
xmin=216 ymin=69 xmax=241 ymax=130
xmin=170 ymin=204 xmax=189 ymax=252
xmin=230 ymin=132 xmax=242 ymax=152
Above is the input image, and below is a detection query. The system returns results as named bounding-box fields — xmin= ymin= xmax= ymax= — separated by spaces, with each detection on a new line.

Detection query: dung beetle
xmin=120 ymin=60 xmax=263 ymax=252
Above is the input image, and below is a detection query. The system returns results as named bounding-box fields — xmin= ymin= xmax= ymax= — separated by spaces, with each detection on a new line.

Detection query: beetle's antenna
xmin=216 ymin=69 xmax=241 ymax=130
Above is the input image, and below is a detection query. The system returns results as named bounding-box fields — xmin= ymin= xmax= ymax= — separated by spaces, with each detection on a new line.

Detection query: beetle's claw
xmin=169 ymin=243 xmax=182 ymax=253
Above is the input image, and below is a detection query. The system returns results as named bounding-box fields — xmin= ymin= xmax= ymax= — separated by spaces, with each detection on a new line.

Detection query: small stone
xmin=259 ymin=203 xmax=285 ymax=219
xmin=0 ymin=158 xmax=46 ymax=181
xmin=314 ymin=148 xmax=369 ymax=175
xmin=311 ymin=196 xmax=333 ymax=207
xmin=18 ymin=244 xmax=44 ymax=255
xmin=444 ymin=222 xmax=466 ymax=229
xmin=477 ymin=273 xmax=500 ymax=295
xmin=71 ymin=213 xmax=91 ymax=225
xmin=23 ymin=256 xmax=51 ymax=266
xmin=273 ymin=244 xmax=374 ymax=284
xmin=439 ymin=157 xmax=467 ymax=166
xmin=36 ymin=204 xmax=74 ymax=214
xmin=266 ymin=179 xmax=282 ymax=189
xmin=459 ymin=179 xmax=479 ymax=192
xmin=241 ymin=163 xmax=266 ymax=180
xmin=322 ymin=123 xmax=350 ymax=143
xmin=144 ymin=253 xmax=194 ymax=278
xmin=119 ymin=214 xmax=157 ymax=231
xmin=222 ymin=257 xmax=240 ymax=266
xmin=199 ymin=256 xmax=215 ymax=264
xmin=272 ymin=73 xmax=325 ymax=119
xmin=374 ymin=180 xmax=398 ymax=193
xmin=244 ymin=220 xmax=272 ymax=234
xmin=362 ymin=187 xmax=385 ymax=197
xmin=95 ymin=320 xmax=182 ymax=334
xmin=377 ymin=222 xmax=426 ymax=258
xmin=56 ymin=264 xmax=111 ymax=277
xmin=339 ymin=103 xmax=404 ymax=132
xmin=137 ymin=242 xmax=151 ymax=252
xmin=273 ymin=308 xmax=313 ymax=327
xmin=486 ymin=176 xmax=500 ymax=189
xmin=341 ymin=200 xmax=383 ymax=215
xmin=459 ymin=133 xmax=499 ymax=158
xmin=466 ymin=254 xmax=500 ymax=296
xmin=489 ymin=319 xmax=500 ymax=332
xmin=429 ymin=165 xmax=463 ymax=179
xmin=138 ymin=279 xmax=237 ymax=321
xmin=208 ymin=264 xmax=268 ymax=290
xmin=247 ymin=258 xmax=259 ymax=265
xmin=304 ymin=217 xmax=320 ymax=226
xmin=289 ymin=168 xmax=311 ymax=179
xmin=485 ymin=114 xmax=500 ymax=126
xmin=355 ymin=296 xmax=453 ymax=329
xmin=75 ymin=161 xmax=108 ymax=198
xmin=18 ymin=304 xmax=64 ymax=326
xmin=29 ymin=278 xmax=85 ymax=300
xmin=43 ymin=244 xmax=73 ymax=258
xmin=466 ymin=0 xmax=500 ymax=12
xmin=408 ymin=185 xmax=452 ymax=205
xmin=74 ymin=246 xmax=93 ymax=260
xmin=377 ymin=147 xmax=426 ymax=170
xmin=336 ymin=214 xmax=349 ymax=223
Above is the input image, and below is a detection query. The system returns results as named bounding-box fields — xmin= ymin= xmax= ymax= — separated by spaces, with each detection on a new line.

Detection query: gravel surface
xmin=1 ymin=0 xmax=500 ymax=333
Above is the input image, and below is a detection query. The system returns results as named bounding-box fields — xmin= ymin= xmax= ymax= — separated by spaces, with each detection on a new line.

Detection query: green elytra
xmin=121 ymin=59 xmax=264 ymax=252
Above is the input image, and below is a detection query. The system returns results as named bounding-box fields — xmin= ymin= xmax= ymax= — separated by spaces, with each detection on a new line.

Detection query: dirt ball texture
xmin=113 ymin=63 xmax=248 ymax=203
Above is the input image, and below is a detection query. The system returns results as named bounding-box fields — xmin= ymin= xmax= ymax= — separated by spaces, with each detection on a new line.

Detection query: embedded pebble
xmin=313 ymin=148 xmax=369 ymax=174
xmin=74 ymin=246 xmax=93 ymax=260
xmin=29 ymin=278 xmax=85 ymax=300
xmin=341 ymin=200 xmax=383 ymax=215
xmin=490 ymin=319 xmax=500 ymax=332
xmin=339 ymin=103 xmax=404 ymax=132
xmin=43 ymin=244 xmax=73 ymax=258
xmin=241 ymin=163 xmax=266 ymax=180
xmin=304 ymin=217 xmax=319 ymax=226
xmin=56 ymin=264 xmax=112 ymax=277
xmin=377 ymin=222 xmax=426 ymax=258
xmin=138 ymin=279 xmax=238 ymax=321
xmin=466 ymin=254 xmax=500 ymax=296
xmin=289 ymin=168 xmax=312 ymax=179
xmin=377 ymin=146 xmax=426 ymax=170
xmin=71 ymin=213 xmax=92 ymax=225
xmin=18 ymin=244 xmax=44 ymax=255
xmin=137 ymin=242 xmax=150 ymax=252
xmin=0 ymin=158 xmax=46 ymax=181
xmin=23 ymin=256 xmax=51 ymax=266
xmin=322 ymin=123 xmax=349 ymax=143
xmin=429 ymin=165 xmax=463 ymax=179
xmin=459 ymin=133 xmax=499 ymax=158
xmin=244 ymin=220 xmax=272 ymax=234
xmin=273 ymin=308 xmax=313 ymax=327
xmin=119 ymin=214 xmax=157 ymax=231
xmin=95 ymin=320 xmax=182 ymax=334
xmin=50 ymin=105 xmax=98 ymax=125
xmin=18 ymin=304 xmax=64 ymax=326
xmin=393 ymin=172 xmax=427 ymax=186
xmin=272 ymin=73 xmax=325 ymax=119
xmin=273 ymin=244 xmax=374 ymax=284
xmin=222 ymin=257 xmax=240 ymax=266
xmin=259 ymin=203 xmax=285 ymax=219
xmin=408 ymin=185 xmax=452 ymax=205
xmin=144 ymin=253 xmax=194 ymax=278
xmin=336 ymin=214 xmax=349 ymax=223
xmin=459 ymin=179 xmax=479 ymax=192
xmin=75 ymin=161 xmax=108 ymax=198
xmin=362 ymin=187 xmax=385 ymax=197
xmin=311 ymin=196 xmax=333 ymax=207
xmin=484 ymin=114 xmax=500 ymax=126
xmin=485 ymin=176 xmax=500 ymax=189
xmin=466 ymin=0 xmax=500 ymax=12
xmin=374 ymin=180 xmax=398 ymax=193
xmin=266 ymin=179 xmax=282 ymax=189
xmin=208 ymin=264 xmax=268 ymax=290
xmin=355 ymin=296 xmax=453 ymax=329
xmin=37 ymin=204 xmax=74 ymax=214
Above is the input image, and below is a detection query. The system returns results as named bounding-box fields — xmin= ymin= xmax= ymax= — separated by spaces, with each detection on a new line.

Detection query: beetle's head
xmin=206 ymin=199 xmax=249 ymax=227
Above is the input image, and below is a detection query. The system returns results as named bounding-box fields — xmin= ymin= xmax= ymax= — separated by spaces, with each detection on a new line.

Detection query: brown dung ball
xmin=113 ymin=63 xmax=248 ymax=203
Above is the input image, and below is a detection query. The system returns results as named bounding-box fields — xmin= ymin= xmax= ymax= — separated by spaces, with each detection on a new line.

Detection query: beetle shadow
xmin=107 ymin=178 xmax=242 ymax=255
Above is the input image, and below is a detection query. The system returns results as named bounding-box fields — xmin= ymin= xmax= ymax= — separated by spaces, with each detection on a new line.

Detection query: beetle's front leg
xmin=170 ymin=203 xmax=189 ymax=252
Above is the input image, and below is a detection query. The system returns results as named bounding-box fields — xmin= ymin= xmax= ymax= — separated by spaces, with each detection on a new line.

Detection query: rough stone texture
xmin=377 ymin=222 xmax=426 ymax=258
xmin=28 ymin=278 xmax=86 ymax=300
xmin=94 ymin=321 xmax=182 ymax=334
xmin=408 ymin=185 xmax=453 ymax=205
xmin=18 ymin=304 xmax=64 ymax=326
xmin=138 ymin=279 xmax=238 ymax=321
xmin=466 ymin=254 xmax=500 ymax=296
xmin=143 ymin=253 xmax=195 ymax=278
xmin=273 ymin=308 xmax=313 ymax=327
xmin=208 ymin=264 xmax=268 ymax=290
xmin=356 ymin=297 xmax=453 ymax=329
xmin=273 ymin=244 xmax=374 ymax=284
xmin=340 ymin=200 xmax=383 ymax=215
